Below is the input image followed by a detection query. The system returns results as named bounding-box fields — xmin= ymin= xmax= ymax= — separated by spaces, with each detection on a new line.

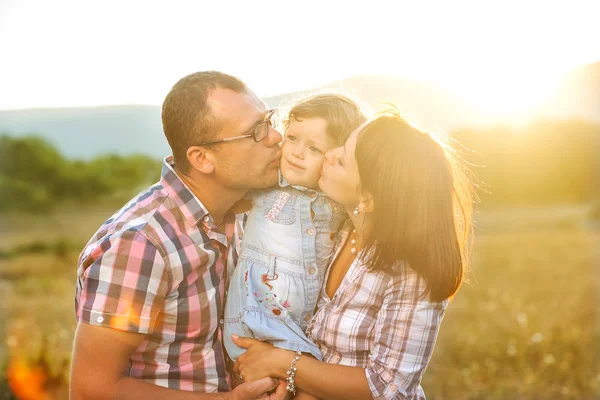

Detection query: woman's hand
xmin=228 ymin=378 xmax=289 ymax=400
xmin=231 ymin=334 xmax=294 ymax=383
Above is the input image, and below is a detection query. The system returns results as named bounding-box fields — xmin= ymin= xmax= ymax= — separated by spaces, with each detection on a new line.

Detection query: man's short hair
xmin=161 ymin=71 xmax=248 ymax=172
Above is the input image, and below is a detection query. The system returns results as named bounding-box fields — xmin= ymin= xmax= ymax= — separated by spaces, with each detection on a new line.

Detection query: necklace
xmin=349 ymin=229 xmax=358 ymax=254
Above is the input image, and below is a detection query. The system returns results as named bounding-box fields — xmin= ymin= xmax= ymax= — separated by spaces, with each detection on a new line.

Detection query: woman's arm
xmin=294 ymin=390 xmax=320 ymax=400
xmin=361 ymin=272 xmax=446 ymax=399
xmin=234 ymin=268 xmax=447 ymax=400
xmin=232 ymin=336 xmax=372 ymax=400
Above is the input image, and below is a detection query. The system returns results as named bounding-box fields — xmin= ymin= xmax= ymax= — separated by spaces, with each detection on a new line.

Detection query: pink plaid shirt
xmin=307 ymin=221 xmax=447 ymax=400
xmin=75 ymin=156 xmax=242 ymax=392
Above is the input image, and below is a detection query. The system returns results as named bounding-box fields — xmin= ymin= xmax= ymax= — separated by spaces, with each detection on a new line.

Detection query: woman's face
xmin=318 ymin=126 xmax=362 ymax=207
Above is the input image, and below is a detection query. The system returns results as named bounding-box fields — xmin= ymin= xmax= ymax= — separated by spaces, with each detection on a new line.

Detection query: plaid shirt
xmin=307 ymin=221 xmax=447 ymax=400
xmin=75 ymin=156 xmax=242 ymax=392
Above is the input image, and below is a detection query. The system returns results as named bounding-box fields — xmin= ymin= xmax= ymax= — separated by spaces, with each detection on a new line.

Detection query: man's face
xmin=206 ymin=88 xmax=282 ymax=190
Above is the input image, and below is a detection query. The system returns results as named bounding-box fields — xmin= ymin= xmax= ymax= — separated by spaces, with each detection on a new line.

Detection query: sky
xmin=1 ymin=0 xmax=599 ymax=114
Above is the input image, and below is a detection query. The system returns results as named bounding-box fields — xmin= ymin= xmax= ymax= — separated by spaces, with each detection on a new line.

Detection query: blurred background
xmin=0 ymin=0 xmax=598 ymax=399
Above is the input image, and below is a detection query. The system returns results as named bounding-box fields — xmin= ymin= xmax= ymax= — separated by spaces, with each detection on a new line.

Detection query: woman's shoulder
xmin=378 ymin=261 xmax=448 ymax=307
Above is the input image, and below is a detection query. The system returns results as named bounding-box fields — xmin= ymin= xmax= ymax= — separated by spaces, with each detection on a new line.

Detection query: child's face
xmin=280 ymin=117 xmax=337 ymax=189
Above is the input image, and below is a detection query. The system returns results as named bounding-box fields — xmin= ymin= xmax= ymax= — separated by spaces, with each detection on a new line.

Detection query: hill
xmin=0 ymin=62 xmax=598 ymax=159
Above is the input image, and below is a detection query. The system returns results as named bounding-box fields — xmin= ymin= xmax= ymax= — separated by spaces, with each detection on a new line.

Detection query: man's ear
xmin=359 ymin=191 xmax=375 ymax=213
xmin=186 ymin=146 xmax=215 ymax=175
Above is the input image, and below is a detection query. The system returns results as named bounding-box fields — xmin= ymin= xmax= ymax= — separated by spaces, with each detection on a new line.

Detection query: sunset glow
xmin=0 ymin=0 xmax=598 ymax=123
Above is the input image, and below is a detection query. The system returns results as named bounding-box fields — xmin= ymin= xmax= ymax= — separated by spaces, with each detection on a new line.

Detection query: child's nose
xmin=293 ymin=146 xmax=305 ymax=159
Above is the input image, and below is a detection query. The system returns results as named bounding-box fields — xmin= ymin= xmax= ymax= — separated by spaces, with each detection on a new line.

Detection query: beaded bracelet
xmin=285 ymin=350 xmax=302 ymax=395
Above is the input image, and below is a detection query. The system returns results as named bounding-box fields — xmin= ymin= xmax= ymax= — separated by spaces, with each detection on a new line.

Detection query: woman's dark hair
xmin=355 ymin=108 xmax=475 ymax=302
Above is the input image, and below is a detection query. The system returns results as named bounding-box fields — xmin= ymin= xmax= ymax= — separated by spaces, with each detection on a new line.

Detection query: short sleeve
xmin=364 ymin=270 xmax=447 ymax=400
xmin=75 ymin=229 xmax=170 ymax=334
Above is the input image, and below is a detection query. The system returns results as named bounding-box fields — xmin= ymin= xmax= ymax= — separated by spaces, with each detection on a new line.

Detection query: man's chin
xmin=254 ymin=170 xmax=279 ymax=189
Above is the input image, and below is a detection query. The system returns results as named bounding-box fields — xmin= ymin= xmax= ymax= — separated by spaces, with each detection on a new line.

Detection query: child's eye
xmin=309 ymin=146 xmax=322 ymax=154
xmin=286 ymin=135 xmax=297 ymax=142
xmin=337 ymin=157 xmax=344 ymax=166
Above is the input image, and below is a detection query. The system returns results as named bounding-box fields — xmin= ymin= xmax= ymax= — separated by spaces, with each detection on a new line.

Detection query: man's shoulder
xmin=86 ymin=182 xmax=177 ymax=248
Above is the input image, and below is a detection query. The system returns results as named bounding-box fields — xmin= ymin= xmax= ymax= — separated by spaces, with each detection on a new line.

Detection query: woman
xmin=232 ymin=108 xmax=474 ymax=400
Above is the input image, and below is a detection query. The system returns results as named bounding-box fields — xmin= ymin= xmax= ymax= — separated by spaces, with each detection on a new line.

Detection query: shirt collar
xmin=278 ymin=170 xmax=321 ymax=195
xmin=160 ymin=156 xmax=212 ymax=227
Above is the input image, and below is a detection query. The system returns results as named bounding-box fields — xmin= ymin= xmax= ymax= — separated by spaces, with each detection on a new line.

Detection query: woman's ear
xmin=187 ymin=146 xmax=215 ymax=175
xmin=359 ymin=191 xmax=375 ymax=213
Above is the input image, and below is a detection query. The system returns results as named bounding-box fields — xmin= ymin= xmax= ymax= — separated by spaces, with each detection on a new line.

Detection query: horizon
xmin=0 ymin=60 xmax=598 ymax=113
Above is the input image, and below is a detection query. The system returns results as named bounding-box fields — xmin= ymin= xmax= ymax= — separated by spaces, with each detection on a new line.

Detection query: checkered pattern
xmin=307 ymin=221 xmax=448 ymax=400
xmin=75 ymin=156 xmax=241 ymax=392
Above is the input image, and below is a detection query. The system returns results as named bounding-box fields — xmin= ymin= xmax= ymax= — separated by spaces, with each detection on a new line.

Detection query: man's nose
xmin=264 ymin=125 xmax=282 ymax=147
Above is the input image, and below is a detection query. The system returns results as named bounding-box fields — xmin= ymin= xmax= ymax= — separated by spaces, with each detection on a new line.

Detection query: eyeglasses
xmin=197 ymin=109 xmax=278 ymax=146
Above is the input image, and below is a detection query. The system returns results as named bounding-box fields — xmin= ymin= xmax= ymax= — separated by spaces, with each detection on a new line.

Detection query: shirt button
xmin=308 ymin=267 xmax=316 ymax=275
xmin=96 ymin=316 xmax=104 ymax=323
xmin=307 ymin=228 xmax=315 ymax=235
xmin=204 ymin=216 xmax=210 ymax=222
xmin=219 ymin=319 xmax=224 ymax=325
xmin=304 ymin=314 xmax=311 ymax=322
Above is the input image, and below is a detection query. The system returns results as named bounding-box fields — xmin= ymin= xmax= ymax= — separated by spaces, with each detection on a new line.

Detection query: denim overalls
xmin=223 ymin=175 xmax=347 ymax=361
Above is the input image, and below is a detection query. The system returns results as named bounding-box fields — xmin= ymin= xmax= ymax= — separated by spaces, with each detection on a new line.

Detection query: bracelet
xmin=285 ymin=350 xmax=302 ymax=395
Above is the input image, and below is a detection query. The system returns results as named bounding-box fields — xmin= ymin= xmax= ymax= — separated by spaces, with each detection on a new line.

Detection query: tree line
xmin=1 ymin=118 xmax=598 ymax=212
xmin=451 ymin=119 xmax=599 ymax=206
xmin=0 ymin=135 xmax=160 ymax=212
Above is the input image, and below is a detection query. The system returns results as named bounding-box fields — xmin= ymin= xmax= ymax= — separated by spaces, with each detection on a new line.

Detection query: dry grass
xmin=0 ymin=206 xmax=598 ymax=399
xmin=422 ymin=229 xmax=599 ymax=399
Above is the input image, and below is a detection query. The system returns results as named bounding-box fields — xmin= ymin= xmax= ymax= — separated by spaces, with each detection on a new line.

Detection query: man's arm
xmin=70 ymin=323 xmax=282 ymax=400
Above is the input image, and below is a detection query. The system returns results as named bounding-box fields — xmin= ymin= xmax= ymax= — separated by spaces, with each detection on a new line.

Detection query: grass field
xmin=0 ymin=205 xmax=598 ymax=399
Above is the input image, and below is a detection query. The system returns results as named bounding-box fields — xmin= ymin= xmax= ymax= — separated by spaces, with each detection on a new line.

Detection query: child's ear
xmin=186 ymin=146 xmax=215 ymax=175
xmin=359 ymin=192 xmax=375 ymax=213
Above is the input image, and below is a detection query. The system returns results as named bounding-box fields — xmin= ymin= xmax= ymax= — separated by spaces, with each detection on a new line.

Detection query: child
xmin=223 ymin=94 xmax=367 ymax=364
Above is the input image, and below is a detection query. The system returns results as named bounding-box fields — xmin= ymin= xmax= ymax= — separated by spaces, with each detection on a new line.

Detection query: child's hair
xmin=282 ymin=93 xmax=367 ymax=145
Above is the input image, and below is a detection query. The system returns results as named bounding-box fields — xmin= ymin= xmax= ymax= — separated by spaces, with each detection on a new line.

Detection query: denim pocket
xmin=263 ymin=191 xmax=296 ymax=225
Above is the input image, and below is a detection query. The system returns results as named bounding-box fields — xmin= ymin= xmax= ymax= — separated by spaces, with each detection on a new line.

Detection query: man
xmin=70 ymin=71 xmax=286 ymax=399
